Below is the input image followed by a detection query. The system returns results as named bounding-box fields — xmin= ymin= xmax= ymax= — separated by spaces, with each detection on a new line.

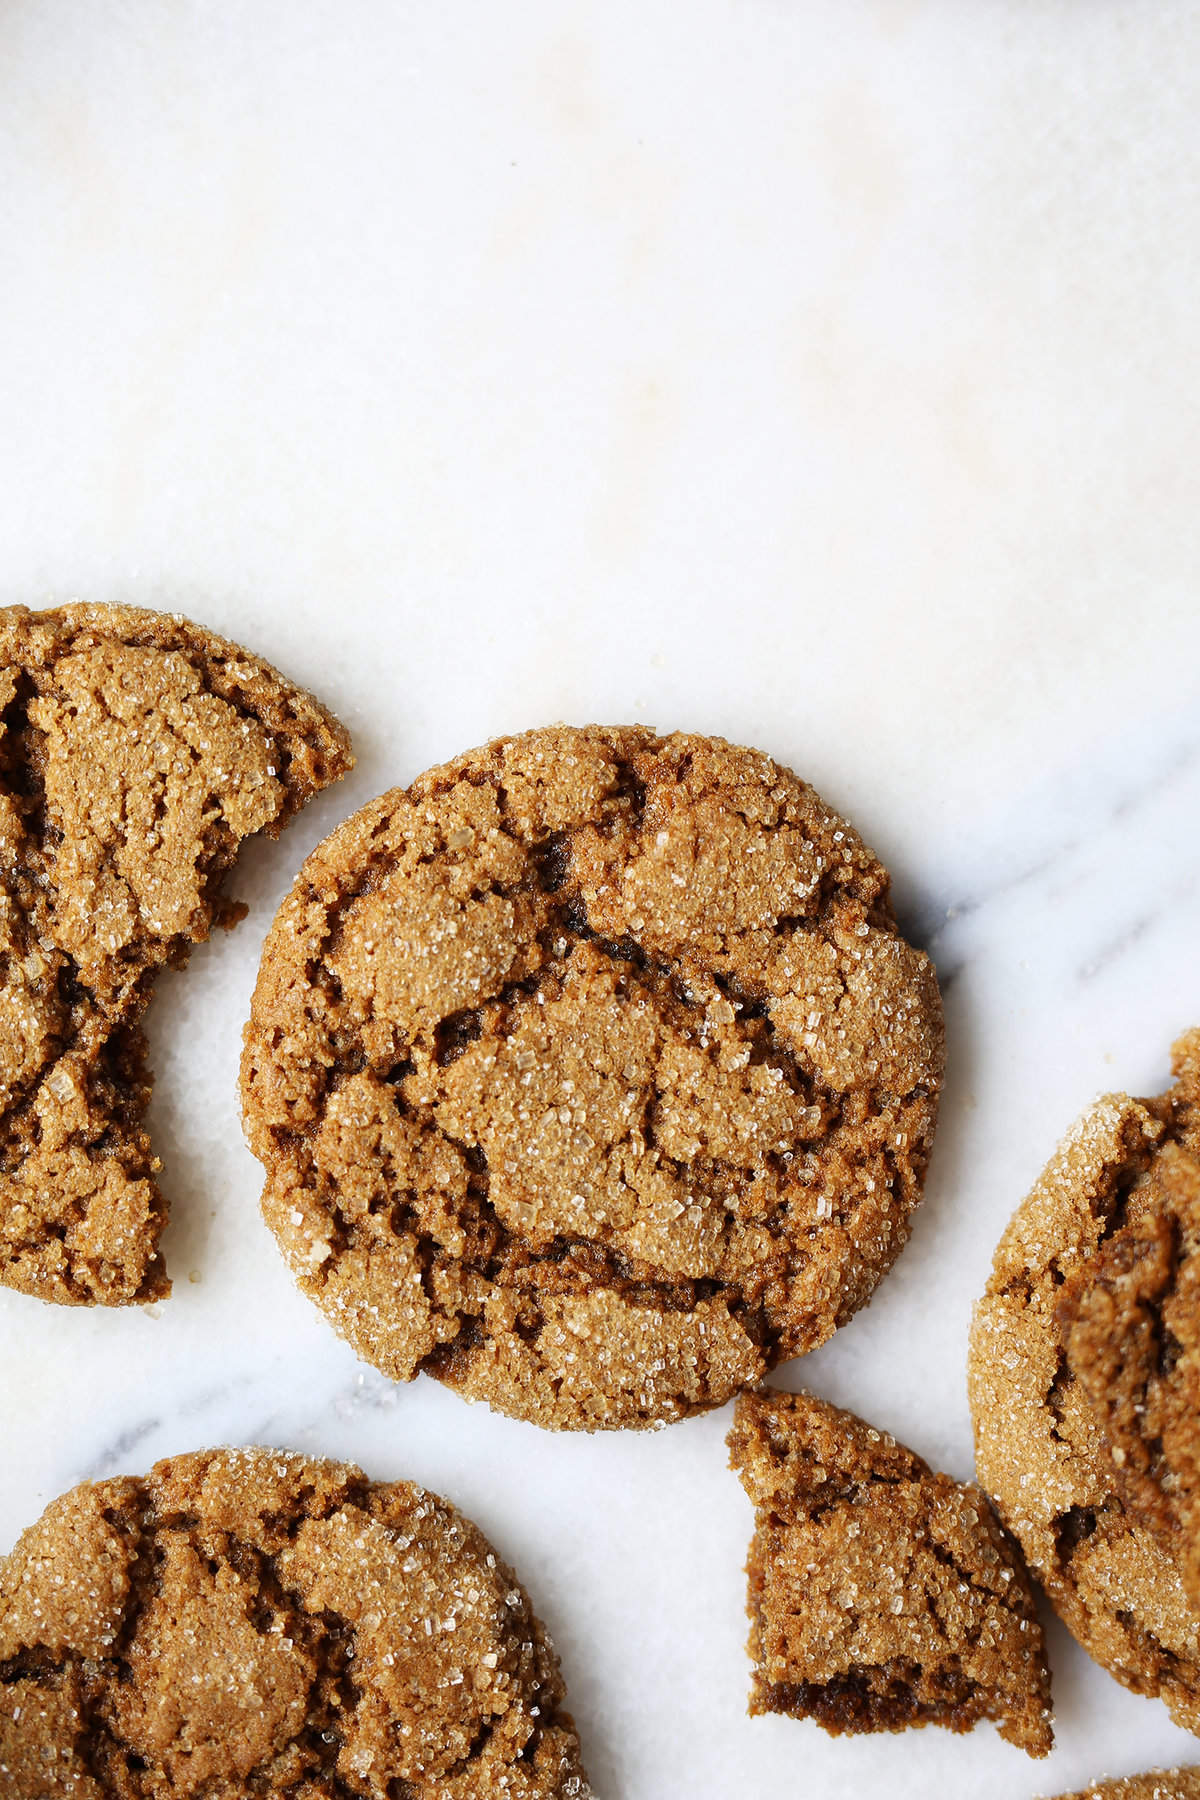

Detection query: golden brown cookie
xmin=1045 ymin=1774 xmax=1200 ymax=1800
xmin=726 ymin=1388 xmax=1052 ymax=1755
xmin=241 ymin=725 xmax=944 ymax=1430
xmin=1057 ymin=1051 xmax=1200 ymax=1607
xmin=0 ymin=603 xmax=352 ymax=1306
xmin=0 ymin=1446 xmax=590 ymax=1799
xmin=970 ymin=1032 xmax=1200 ymax=1733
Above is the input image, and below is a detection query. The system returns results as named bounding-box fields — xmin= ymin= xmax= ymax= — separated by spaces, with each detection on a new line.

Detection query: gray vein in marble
xmin=919 ymin=709 xmax=1200 ymax=954
xmin=1079 ymin=911 xmax=1157 ymax=982
xmin=82 ymin=1417 xmax=162 ymax=1480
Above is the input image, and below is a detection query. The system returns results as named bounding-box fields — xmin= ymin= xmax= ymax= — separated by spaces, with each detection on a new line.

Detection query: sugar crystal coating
xmin=0 ymin=603 xmax=353 ymax=1305
xmin=1045 ymin=1773 xmax=1200 ymax=1800
xmin=970 ymin=1031 xmax=1200 ymax=1732
xmin=1057 ymin=1039 xmax=1200 ymax=1608
xmin=241 ymin=726 xmax=944 ymax=1430
xmin=0 ymin=1447 xmax=590 ymax=1798
xmin=727 ymin=1388 xmax=1053 ymax=1756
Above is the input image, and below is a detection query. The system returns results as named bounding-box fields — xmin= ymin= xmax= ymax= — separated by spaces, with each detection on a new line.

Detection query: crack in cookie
xmin=0 ymin=604 xmax=353 ymax=1305
xmin=242 ymin=726 xmax=944 ymax=1430
xmin=1057 ymin=1112 xmax=1200 ymax=1609
xmin=0 ymin=1448 xmax=590 ymax=1799
xmin=970 ymin=1031 xmax=1200 ymax=1733
xmin=727 ymin=1388 xmax=1052 ymax=1755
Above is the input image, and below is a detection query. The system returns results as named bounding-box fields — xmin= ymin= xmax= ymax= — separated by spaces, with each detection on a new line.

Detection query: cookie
xmin=727 ymin=1388 xmax=1053 ymax=1756
xmin=0 ymin=603 xmax=353 ymax=1305
xmin=1045 ymin=1775 xmax=1200 ymax=1800
xmin=1057 ymin=1055 xmax=1200 ymax=1606
xmin=241 ymin=725 xmax=944 ymax=1430
xmin=970 ymin=1032 xmax=1200 ymax=1732
xmin=0 ymin=1446 xmax=590 ymax=1799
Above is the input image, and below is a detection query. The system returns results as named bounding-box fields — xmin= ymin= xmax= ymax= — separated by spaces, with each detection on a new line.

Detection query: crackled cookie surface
xmin=970 ymin=1032 xmax=1200 ymax=1732
xmin=1058 ymin=1058 xmax=1200 ymax=1608
xmin=0 ymin=1447 xmax=589 ymax=1799
xmin=727 ymin=1388 xmax=1052 ymax=1756
xmin=0 ymin=603 xmax=352 ymax=1306
xmin=241 ymin=726 xmax=943 ymax=1430
xmin=1047 ymin=1774 xmax=1200 ymax=1800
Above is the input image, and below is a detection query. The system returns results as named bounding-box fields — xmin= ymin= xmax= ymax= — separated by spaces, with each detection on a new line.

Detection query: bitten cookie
xmin=0 ymin=603 xmax=353 ymax=1305
xmin=241 ymin=726 xmax=943 ymax=1430
xmin=726 ymin=1388 xmax=1053 ymax=1756
xmin=0 ymin=1446 xmax=589 ymax=1799
xmin=1045 ymin=1775 xmax=1200 ymax=1800
xmin=970 ymin=1032 xmax=1200 ymax=1732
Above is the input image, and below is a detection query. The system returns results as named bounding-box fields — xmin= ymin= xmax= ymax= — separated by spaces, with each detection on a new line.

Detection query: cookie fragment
xmin=0 ymin=603 xmax=353 ymax=1305
xmin=970 ymin=1032 xmax=1200 ymax=1733
xmin=0 ymin=1447 xmax=590 ymax=1799
xmin=242 ymin=725 xmax=943 ymax=1430
xmin=1046 ymin=1774 xmax=1200 ymax=1800
xmin=727 ymin=1388 xmax=1052 ymax=1756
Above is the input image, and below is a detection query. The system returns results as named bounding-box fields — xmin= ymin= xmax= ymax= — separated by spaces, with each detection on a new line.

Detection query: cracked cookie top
xmin=970 ymin=1031 xmax=1200 ymax=1733
xmin=1056 ymin=1044 xmax=1200 ymax=1612
xmin=0 ymin=603 xmax=353 ymax=1306
xmin=241 ymin=725 xmax=944 ymax=1430
xmin=727 ymin=1388 xmax=1053 ymax=1757
xmin=0 ymin=1446 xmax=590 ymax=1799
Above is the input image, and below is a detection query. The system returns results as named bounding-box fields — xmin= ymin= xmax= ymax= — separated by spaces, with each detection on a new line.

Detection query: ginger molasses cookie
xmin=1046 ymin=1775 xmax=1200 ymax=1800
xmin=1057 ymin=1054 xmax=1200 ymax=1608
xmin=0 ymin=1446 xmax=589 ymax=1799
xmin=727 ymin=1388 xmax=1052 ymax=1756
xmin=0 ymin=603 xmax=353 ymax=1306
xmin=970 ymin=1032 xmax=1200 ymax=1733
xmin=241 ymin=726 xmax=944 ymax=1430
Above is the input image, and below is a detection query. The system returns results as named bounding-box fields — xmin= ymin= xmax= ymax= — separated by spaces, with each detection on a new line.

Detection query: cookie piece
xmin=0 ymin=1446 xmax=590 ymax=1799
xmin=1046 ymin=1775 xmax=1200 ymax=1800
xmin=0 ymin=603 xmax=352 ymax=1305
xmin=726 ymin=1388 xmax=1053 ymax=1756
xmin=1058 ymin=1114 xmax=1200 ymax=1605
xmin=241 ymin=726 xmax=943 ymax=1430
xmin=970 ymin=1032 xmax=1200 ymax=1733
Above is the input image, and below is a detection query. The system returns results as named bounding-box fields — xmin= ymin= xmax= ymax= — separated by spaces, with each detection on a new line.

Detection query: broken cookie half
xmin=0 ymin=603 xmax=353 ymax=1305
xmin=727 ymin=1388 xmax=1053 ymax=1757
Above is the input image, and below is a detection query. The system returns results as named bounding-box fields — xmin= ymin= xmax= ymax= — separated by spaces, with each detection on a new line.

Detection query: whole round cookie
xmin=0 ymin=1446 xmax=589 ymax=1799
xmin=970 ymin=1033 xmax=1200 ymax=1733
xmin=242 ymin=726 xmax=943 ymax=1430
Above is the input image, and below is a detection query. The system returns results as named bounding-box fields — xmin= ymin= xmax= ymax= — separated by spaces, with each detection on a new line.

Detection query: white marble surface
xmin=3 ymin=3 xmax=1200 ymax=1795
